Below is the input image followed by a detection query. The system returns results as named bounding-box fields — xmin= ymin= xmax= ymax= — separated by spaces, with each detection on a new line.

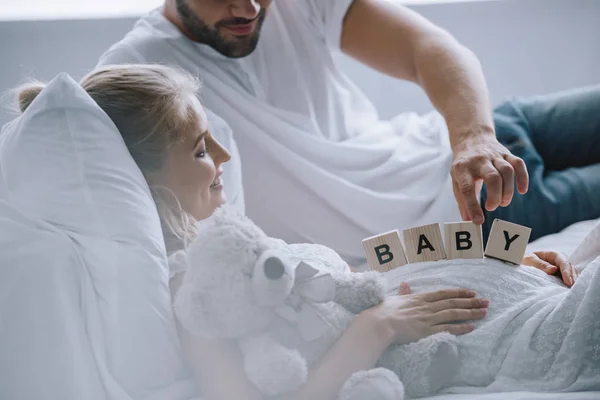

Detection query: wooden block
xmin=484 ymin=219 xmax=532 ymax=265
xmin=444 ymin=222 xmax=484 ymax=260
xmin=362 ymin=230 xmax=408 ymax=272
xmin=402 ymin=223 xmax=446 ymax=263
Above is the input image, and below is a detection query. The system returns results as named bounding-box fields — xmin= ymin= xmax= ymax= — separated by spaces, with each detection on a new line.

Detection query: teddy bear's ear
xmin=295 ymin=262 xmax=319 ymax=281
xmin=294 ymin=263 xmax=336 ymax=303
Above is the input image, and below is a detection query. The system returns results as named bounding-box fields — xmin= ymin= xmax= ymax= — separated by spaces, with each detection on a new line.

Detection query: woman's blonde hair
xmin=16 ymin=64 xmax=201 ymax=254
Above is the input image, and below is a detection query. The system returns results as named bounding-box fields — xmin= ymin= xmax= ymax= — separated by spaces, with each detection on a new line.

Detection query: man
xmin=98 ymin=0 xmax=600 ymax=266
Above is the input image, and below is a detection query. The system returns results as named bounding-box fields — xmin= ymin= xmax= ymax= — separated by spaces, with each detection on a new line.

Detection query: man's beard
xmin=175 ymin=0 xmax=267 ymax=58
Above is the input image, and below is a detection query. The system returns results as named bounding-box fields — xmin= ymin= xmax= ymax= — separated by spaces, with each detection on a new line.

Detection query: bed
xmin=3 ymin=70 xmax=597 ymax=400
xmin=525 ymin=218 xmax=599 ymax=256
xmin=399 ymin=218 xmax=600 ymax=400
xmin=424 ymin=392 xmax=600 ymax=400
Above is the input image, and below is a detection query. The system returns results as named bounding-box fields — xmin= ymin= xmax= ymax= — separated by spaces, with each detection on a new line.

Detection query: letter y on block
xmin=484 ymin=219 xmax=532 ymax=264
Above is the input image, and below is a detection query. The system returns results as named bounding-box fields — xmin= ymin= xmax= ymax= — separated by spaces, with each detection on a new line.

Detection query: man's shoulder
xmin=97 ymin=10 xmax=183 ymax=67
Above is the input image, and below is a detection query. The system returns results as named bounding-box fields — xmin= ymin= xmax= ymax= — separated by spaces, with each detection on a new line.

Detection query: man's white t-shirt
xmin=98 ymin=0 xmax=460 ymax=266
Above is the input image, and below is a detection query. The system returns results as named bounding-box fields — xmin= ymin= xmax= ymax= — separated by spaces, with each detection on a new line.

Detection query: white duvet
xmin=384 ymin=220 xmax=600 ymax=397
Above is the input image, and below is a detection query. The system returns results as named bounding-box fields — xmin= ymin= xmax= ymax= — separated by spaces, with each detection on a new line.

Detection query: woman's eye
xmin=195 ymin=136 xmax=209 ymax=159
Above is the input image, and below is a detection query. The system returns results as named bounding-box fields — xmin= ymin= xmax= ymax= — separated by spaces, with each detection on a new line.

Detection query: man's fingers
xmin=452 ymin=180 xmax=470 ymax=221
xmin=453 ymin=170 xmax=483 ymax=224
xmin=506 ymin=154 xmax=529 ymax=195
xmin=422 ymin=288 xmax=477 ymax=302
xmin=493 ymin=159 xmax=515 ymax=207
xmin=479 ymin=162 xmax=503 ymax=212
xmin=398 ymin=282 xmax=412 ymax=295
xmin=432 ymin=323 xmax=475 ymax=336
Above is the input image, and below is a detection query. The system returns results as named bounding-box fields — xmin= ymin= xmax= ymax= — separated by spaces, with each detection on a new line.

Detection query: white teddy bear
xmin=174 ymin=205 xmax=459 ymax=399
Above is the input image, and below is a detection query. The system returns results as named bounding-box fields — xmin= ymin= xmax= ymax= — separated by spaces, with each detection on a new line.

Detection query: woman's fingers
xmin=428 ymin=297 xmax=489 ymax=313
xmin=523 ymin=254 xmax=559 ymax=275
xmin=398 ymin=282 xmax=412 ymax=295
xmin=549 ymin=251 xmax=577 ymax=286
xmin=432 ymin=323 xmax=475 ymax=336
xmin=532 ymin=251 xmax=576 ymax=287
xmin=429 ymin=308 xmax=488 ymax=325
xmin=421 ymin=288 xmax=476 ymax=302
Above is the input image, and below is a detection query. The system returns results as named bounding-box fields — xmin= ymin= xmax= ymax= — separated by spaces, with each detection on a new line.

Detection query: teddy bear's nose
xmin=264 ymin=257 xmax=285 ymax=280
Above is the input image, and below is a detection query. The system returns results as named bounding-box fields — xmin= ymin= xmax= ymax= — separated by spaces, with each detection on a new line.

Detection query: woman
xmin=16 ymin=64 xmax=582 ymax=400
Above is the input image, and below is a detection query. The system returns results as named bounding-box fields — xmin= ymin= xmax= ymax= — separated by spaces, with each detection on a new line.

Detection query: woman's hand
xmin=363 ymin=282 xmax=489 ymax=346
xmin=522 ymin=250 xmax=579 ymax=287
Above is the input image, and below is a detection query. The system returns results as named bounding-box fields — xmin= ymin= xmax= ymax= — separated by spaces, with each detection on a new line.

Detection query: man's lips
xmin=222 ymin=19 xmax=257 ymax=36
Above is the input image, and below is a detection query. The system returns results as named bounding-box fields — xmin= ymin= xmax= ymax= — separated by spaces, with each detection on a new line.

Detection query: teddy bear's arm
xmin=332 ymin=270 xmax=387 ymax=315
xmin=238 ymin=333 xmax=309 ymax=397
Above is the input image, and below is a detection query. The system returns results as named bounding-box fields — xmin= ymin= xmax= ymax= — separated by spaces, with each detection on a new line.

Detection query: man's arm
xmin=340 ymin=0 xmax=529 ymax=224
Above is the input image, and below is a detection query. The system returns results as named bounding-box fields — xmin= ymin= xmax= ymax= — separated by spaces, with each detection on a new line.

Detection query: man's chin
xmin=217 ymin=34 xmax=260 ymax=58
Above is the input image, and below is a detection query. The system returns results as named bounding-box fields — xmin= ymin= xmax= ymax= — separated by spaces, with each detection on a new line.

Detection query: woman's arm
xmin=283 ymin=311 xmax=391 ymax=400
xmin=170 ymin=274 xmax=263 ymax=400
xmin=175 ymin=309 xmax=389 ymax=400
xmin=178 ymin=327 xmax=264 ymax=400
xmin=172 ymin=277 xmax=487 ymax=400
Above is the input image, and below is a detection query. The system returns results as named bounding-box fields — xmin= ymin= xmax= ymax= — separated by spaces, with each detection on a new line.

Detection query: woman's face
xmin=155 ymin=96 xmax=231 ymax=221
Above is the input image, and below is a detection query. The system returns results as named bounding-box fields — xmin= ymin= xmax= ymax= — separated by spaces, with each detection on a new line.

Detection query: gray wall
xmin=337 ymin=0 xmax=600 ymax=118
xmin=1 ymin=0 xmax=599 ymax=126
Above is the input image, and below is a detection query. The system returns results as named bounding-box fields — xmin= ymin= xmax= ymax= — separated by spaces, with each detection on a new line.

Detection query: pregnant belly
xmin=384 ymin=258 xmax=570 ymax=386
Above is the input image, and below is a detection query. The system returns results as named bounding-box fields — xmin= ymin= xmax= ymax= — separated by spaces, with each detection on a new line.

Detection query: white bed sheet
xmin=526 ymin=218 xmax=599 ymax=256
xmin=421 ymin=218 xmax=600 ymax=400
xmin=425 ymin=392 xmax=600 ymax=400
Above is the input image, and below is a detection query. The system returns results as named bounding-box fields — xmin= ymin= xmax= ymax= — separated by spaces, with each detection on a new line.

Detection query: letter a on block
xmin=444 ymin=222 xmax=484 ymax=259
xmin=403 ymin=223 xmax=446 ymax=263
xmin=484 ymin=219 xmax=532 ymax=264
xmin=362 ymin=230 xmax=408 ymax=272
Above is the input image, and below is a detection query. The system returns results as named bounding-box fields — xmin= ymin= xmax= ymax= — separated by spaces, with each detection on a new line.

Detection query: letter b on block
xmin=374 ymin=244 xmax=394 ymax=265
xmin=362 ymin=230 xmax=408 ymax=272
xmin=484 ymin=219 xmax=532 ymax=264
xmin=444 ymin=222 xmax=484 ymax=259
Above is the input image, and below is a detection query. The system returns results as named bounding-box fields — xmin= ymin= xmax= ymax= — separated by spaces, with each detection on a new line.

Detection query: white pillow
xmin=0 ymin=73 xmax=198 ymax=400
xmin=0 ymin=200 xmax=110 ymax=400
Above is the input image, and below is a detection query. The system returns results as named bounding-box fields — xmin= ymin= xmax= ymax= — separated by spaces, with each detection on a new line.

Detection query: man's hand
xmin=451 ymin=133 xmax=529 ymax=224
xmin=342 ymin=0 xmax=527 ymax=223
xmin=522 ymin=250 xmax=579 ymax=287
